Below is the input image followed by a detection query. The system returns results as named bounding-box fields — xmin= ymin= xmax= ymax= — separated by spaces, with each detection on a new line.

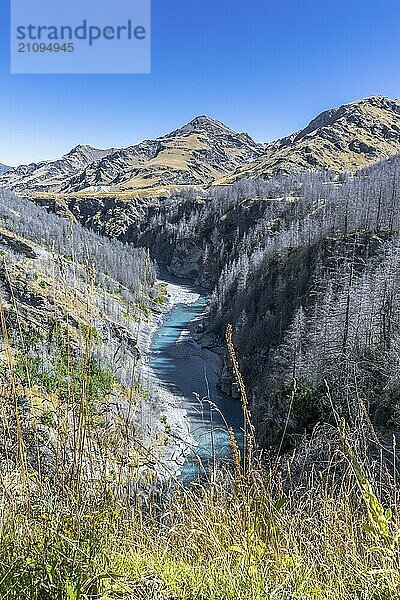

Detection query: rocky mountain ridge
xmin=2 ymin=97 xmax=400 ymax=201
xmin=0 ymin=144 xmax=115 ymax=194
xmin=61 ymin=115 xmax=264 ymax=194
xmin=0 ymin=117 xmax=263 ymax=197
xmin=218 ymin=96 xmax=400 ymax=183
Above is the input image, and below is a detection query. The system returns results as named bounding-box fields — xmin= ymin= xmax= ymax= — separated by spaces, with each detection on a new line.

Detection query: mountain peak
xmin=0 ymin=114 xmax=262 ymax=195
xmin=187 ymin=115 xmax=223 ymax=127
xmin=63 ymin=144 xmax=115 ymax=163
xmin=67 ymin=144 xmax=109 ymax=156
xmin=71 ymin=143 xmax=94 ymax=152
xmin=170 ymin=115 xmax=236 ymax=137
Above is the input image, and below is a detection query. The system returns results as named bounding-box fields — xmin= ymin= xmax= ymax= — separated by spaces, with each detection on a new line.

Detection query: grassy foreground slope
xmin=0 ymin=329 xmax=399 ymax=600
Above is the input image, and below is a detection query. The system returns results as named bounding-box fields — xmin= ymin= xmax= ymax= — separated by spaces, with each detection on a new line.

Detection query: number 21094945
xmin=18 ymin=43 xmax=74 ymax=53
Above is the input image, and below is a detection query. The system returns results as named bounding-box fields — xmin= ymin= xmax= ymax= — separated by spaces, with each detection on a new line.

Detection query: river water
xmin=149 ymin=276 xmax=243 ymax=481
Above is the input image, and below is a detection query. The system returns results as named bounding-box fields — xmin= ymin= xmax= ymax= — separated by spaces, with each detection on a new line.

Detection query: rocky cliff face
xmin=218 ymin=96 xmax=400 ymax=183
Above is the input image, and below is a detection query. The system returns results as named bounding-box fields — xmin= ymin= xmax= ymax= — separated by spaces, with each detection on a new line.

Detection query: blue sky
xmin=1 ymin=0 xmax=400 ymax=165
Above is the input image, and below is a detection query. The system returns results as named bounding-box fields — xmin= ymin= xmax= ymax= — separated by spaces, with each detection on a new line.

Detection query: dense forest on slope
xmin=0 ymin=189 xmax=155 ymax=300
xmin=118 ymin=155 xmax=400 ymax=447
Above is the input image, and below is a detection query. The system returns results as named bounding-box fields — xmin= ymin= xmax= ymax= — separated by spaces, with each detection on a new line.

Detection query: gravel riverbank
xmin=136 ymin=280 xmax=201 ymax=479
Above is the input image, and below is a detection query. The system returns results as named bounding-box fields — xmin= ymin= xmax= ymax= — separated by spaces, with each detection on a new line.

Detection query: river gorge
xmin=148 ymin=275 xmax=243 ymax=481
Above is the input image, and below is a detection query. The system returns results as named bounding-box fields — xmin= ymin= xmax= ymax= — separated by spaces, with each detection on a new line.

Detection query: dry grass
xmin=0 ymin=452 xmax=399 ymax=599
xmin=0 ymin=272 xmax=399 ymax=600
